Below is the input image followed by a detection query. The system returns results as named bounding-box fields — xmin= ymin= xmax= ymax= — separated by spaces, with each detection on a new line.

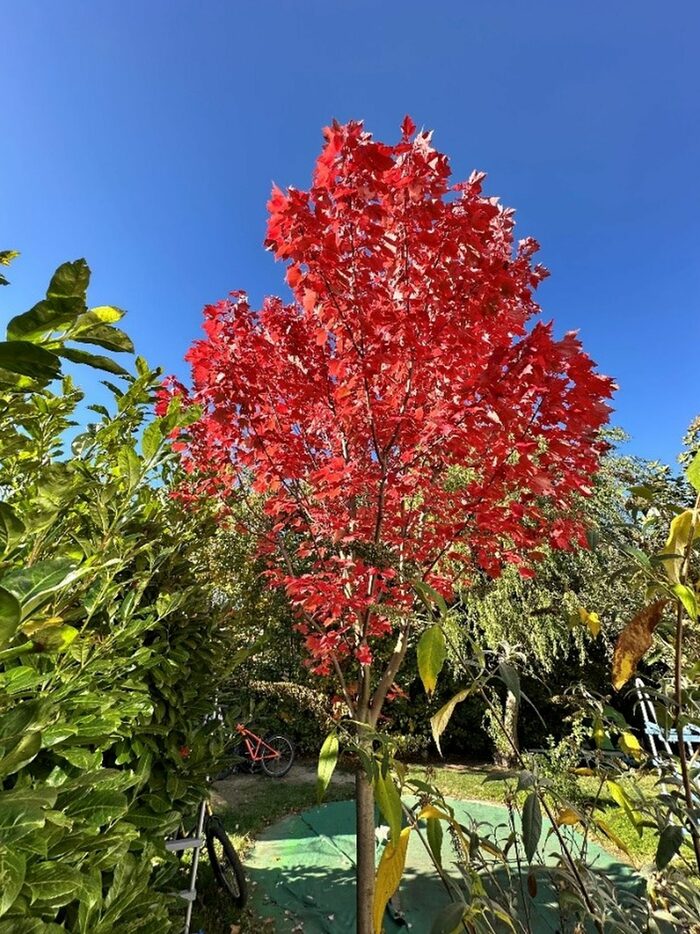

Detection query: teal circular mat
xmin=246 ymin=798 xmax=641 ymax=932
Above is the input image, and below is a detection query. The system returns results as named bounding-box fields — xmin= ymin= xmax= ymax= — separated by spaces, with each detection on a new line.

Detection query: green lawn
xmin=186 ymin=762 xmax=661 ymax=933
xmin=410 ymin=763 xmax=660 ymax=864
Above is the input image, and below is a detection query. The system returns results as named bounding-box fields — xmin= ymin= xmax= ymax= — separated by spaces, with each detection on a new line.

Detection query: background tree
xmin=171 ymin=118 xmax=615 ymax=933
xmin=457 ymin=442 xmax=677 ymax=765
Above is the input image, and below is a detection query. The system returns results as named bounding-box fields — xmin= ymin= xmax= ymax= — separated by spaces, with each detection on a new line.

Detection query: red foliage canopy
xmin=168 ymin=118 xmax=614 ymax=675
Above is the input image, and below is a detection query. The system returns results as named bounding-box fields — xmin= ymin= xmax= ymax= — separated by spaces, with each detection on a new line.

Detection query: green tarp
xmin=246 ymin=798 xmax=642 ymax=932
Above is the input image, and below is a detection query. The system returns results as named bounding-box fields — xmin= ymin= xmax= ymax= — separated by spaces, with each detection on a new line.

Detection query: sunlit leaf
xmin=687 ymin=450 xmax=700 ymax=494
xmin=417 ymin=625 xmax=446 ymax=696
xmin=555 ymin=807 xmax=582 ymax=827
xmin=618 ymin=730 xmax=644 ymax=762
xmin=430 ymin=688 xmax=473 ymax=755
xmin=375 ymin=769 xmax=402 ymax=845
xmin=316 ymin=732 xmax=339 ymax=803
xmin=660 ymin=510 xmax=700 ymax=583
xmin=373 ymin=826 xmax=411 ymax=934
xmin=672 ymin=583 xmax=698 ymax=621
xmin=606 ymin=780 xmax=642 ymax=835
xmin=578 ymin=606 xmax=601 ymax=637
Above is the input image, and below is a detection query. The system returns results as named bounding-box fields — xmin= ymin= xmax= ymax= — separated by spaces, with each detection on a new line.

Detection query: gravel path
xmin=212 ymin=761 xmax=354 ymax=809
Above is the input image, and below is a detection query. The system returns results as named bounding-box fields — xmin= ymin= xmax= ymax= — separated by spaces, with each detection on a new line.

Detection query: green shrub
xmin=0 ymin=256 xmax=232 ymax=931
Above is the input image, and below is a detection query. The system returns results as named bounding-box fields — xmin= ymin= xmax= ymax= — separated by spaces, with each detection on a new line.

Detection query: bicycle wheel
xmin=260 ymin=734 xmax=295 ymax=777
xmin=206 ymin=818 xmax=247 ymax=908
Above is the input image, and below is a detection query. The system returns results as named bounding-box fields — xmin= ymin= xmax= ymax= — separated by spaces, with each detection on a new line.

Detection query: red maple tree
xmin=167 ymin=117 xmax=614 ymax=929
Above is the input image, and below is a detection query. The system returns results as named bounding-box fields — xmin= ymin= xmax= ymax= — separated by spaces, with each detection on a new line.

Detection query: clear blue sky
xmin=3 ymin=2 xmax=698 ymax=465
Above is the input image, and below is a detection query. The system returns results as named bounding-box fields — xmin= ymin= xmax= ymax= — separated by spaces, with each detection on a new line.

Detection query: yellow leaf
xmin=660 ymin=510 xmax=700 ymax=584
xmin=578 ymin=607 xmax=601 ymax=637
xmin=373 ymin=827 xmax=411 ymax=934
xmin=417 ymin=804 xmax=451 ymax=822
xmin=619 ymin=730 xmax=644 ymax=761
xmin=611 ymin=600 xmax=667 ymax=690
xmin=593 ymin=817 xmax=631 ymax=856
xmin=592 ymin=717 xmax=607 ymax=749
xmin=606 ymin=779 xmax=642 ymax=834
xmin=430 ymin=688 xmax=473 ymax=754
xmin=555 ymin=807 xmax=582 ymax=826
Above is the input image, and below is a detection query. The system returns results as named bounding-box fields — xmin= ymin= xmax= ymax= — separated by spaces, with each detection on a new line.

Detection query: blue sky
xmin=3 ymin=2 xmax=698 ymax=465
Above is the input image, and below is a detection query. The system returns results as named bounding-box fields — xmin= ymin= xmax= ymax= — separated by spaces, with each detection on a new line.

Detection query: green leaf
xmin=74 ymin=324 xmax=134 ymax=354
xmin=26 ymin=623 xmax=78 ymax=654
xmin=117 ymin=446 xmax=141 ymax=490
xmin=522 ymin=792 xmax=542 ymax=863
xmin=316 ymin=732 xmax=339 ymax=802
xmin=375 ymin=769 xmax=402 ymax=845
xmin=26 ymin=862 xmax=86 ymax=908
xmin=656 ymin=824 xmax=684 ymax=869
xmin=6 ymin=297 xmax=84 ymax=341
xmin=81 ymin=305 xmax=125 ymax=325
xmin=426 ymin=817 xmax=443 ymax=871
xmin=0 ymin=731 xmax=42 ymax=778
xmin=430 ymin=688 xmax=472 ymax=755
xmin=672 ymin=583 xmax=698 ymax=621
xmin=0 ymin=847 xmax=25 ymax=917
xmin=606 ymin=779 xmax=641 ymax=835
xmin=0 ymin=502 xmax=25 ymax=555
xmin=413 ymin=580 xmax=449 ymax=617
xmin=141 ymin=421 xmax=162 ymax=462
xmin=0 ymin=587 xmax=21 ymax=649
xmin=0 ymin=700 xmax=48 ymax=740
xmin=498 ymin=661 xmax=521 ymax=703
xmin=47 ymin=259 xmax=90 ymax=298
xmin=1 ymin=558 xmax=80 ymax=619
xmin=417 ymin=625 xmax=446 ymax=696
xmin=687 ymin=450 xmax=700 ymax=494
xmin=65 ymin=789 xmax=128 ymax=827
xmin=0 ymin=250 xmax=19 ymax=287
xmin=430 ymin=900 xmax=467 ymax=934
xmin=58 ymin=347 xmax=129 ymax=376
xmin=0 ymin=342 xmax=61 ymax=382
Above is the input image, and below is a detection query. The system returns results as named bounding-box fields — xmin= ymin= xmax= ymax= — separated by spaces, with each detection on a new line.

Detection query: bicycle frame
xmin=236 ymin=724 xmax=282 ymax=763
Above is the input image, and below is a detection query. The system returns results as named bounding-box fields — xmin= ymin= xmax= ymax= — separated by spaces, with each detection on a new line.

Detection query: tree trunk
xmin=496 ymin=688 xmax=520 ymax=768
xmin=355 ymin=748 xmax=376 ymax=934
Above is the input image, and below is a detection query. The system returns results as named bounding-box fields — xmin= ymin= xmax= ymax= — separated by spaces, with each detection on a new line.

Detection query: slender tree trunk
xmin=355 ymin=750 xmax=375 ymax=934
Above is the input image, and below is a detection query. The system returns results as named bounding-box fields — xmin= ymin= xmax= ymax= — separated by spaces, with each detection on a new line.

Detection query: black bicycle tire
xmin=206 ymin=819 xmax=248 ymax=908
xmin=260 ymin=734 xmax=295 ymax=778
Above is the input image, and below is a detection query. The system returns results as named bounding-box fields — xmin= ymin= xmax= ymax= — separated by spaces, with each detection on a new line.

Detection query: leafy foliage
xmin=0 ymin=257 xmax=233 ymax=930
xmin=170 ymin=117 xmax=614 ymax=687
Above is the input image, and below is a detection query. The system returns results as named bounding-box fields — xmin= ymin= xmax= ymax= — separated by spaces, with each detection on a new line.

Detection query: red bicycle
xmin=217 ymin=723 xmax=295 ymax=779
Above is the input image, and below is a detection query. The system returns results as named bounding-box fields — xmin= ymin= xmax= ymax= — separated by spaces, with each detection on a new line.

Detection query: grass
xmin=184 ymin=761 xmax=664 ymax=932
xmin=410 ymin=762 xmax=660 ymax=864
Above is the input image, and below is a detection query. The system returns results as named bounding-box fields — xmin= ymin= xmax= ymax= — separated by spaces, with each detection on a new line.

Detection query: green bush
xmin=0 ymin=257 xmax=232 ymax=931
